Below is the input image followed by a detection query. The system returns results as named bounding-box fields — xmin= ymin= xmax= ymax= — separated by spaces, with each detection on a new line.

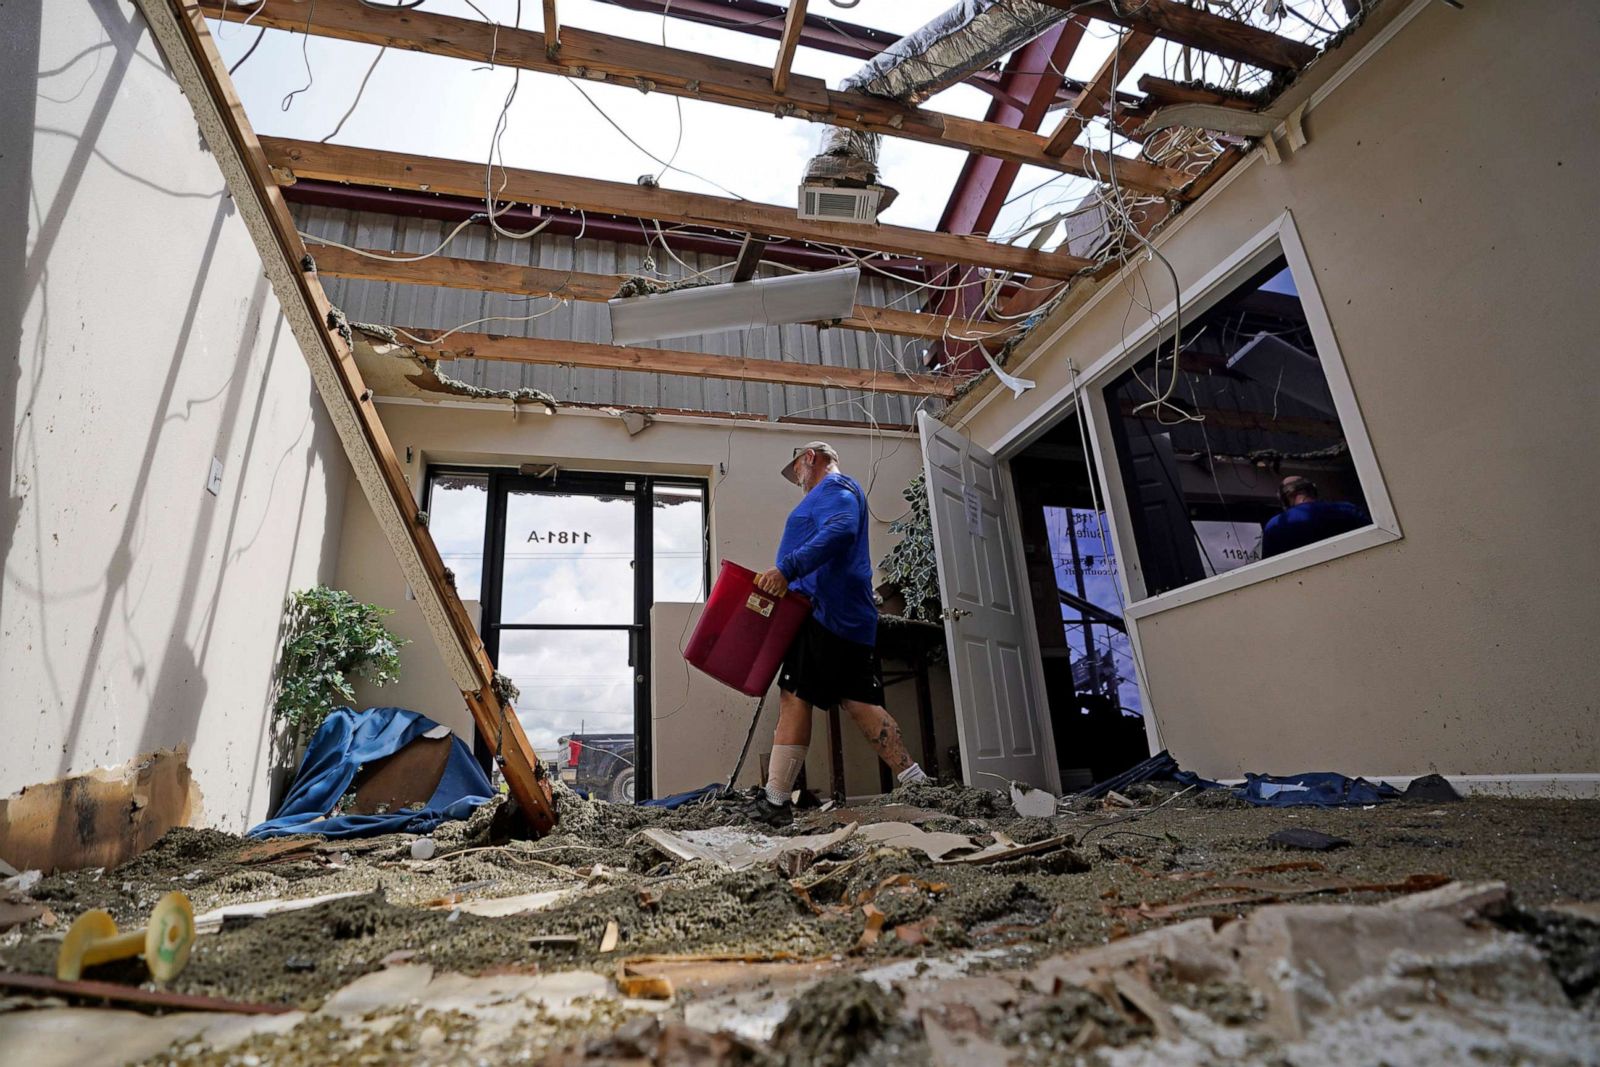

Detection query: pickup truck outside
xmin=555 ymin=733 xmax=636 ymax=803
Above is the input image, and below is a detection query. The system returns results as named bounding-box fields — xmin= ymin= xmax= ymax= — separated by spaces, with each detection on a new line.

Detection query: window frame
xmin=1080 ymin=211 xmax=1401 ymax=619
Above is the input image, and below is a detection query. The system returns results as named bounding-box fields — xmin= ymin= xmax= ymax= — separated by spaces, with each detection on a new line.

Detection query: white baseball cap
xmin=779 ymin=441 xmax=838 ymax=485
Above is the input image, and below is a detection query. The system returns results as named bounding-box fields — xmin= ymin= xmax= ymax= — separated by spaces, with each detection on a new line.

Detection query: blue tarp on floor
xmin=1083 ymin=751 xmax=1400 ymax=807
xmin=248 ymin=707 xmax=494 ymax=839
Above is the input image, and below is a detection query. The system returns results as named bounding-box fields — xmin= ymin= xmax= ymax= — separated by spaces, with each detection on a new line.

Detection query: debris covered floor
xmin=2 ymin=784 xmax=1598 ymax=1065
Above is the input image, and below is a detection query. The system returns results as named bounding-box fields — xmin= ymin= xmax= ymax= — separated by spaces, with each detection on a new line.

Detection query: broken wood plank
xmin=0 ymin=971 xmax=294 ymax=1014
xmin=1034 ymin=0 xmax=1318 ymax=74
xmin=730 ymin=233 xmax=768 ymax=283
xmin=396 ymin=331 xmax=959 ymax=397
xmin=542 ymin=0 xmax=559 ymax=57
xmin=309 ymin=245 xmax=1012 ymax=344
xmin=265 ymin=138 xmax=1095 ymax=280
xmin=1136 ymin=75 xmax=1261 ymax=112
xmin=771 ymin=0 xmax=806 ymax=94
xmin=1044 ymin=29 xmax=1155 ymax=158
xmin=139 ymin=0 xmax=558 ymax=835
xmin=197 ymin=0 xmax=1188 ymax=195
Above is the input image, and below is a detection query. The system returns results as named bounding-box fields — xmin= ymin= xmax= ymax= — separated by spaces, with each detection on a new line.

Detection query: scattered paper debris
xmin=936 ymin=833 xmax=1077 ymax=866
xmin=1010 ymin=782 xmax=1058 ymax=819
xmin=857 ymin=822 xmax=977 ymax=861
xmin=2 ymin=870 xmax=42 ymax=895
xmin=442 ymin=889 xmax=572 ymax=918
xmin=640 ymin=823 xmax=858 ymax=871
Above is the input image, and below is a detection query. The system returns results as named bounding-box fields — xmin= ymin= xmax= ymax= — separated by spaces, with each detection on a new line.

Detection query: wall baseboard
xmin=1380 ymin=774 xmax=1600 ymax=800
xmin=1210 ymin=773 xmax=1600 ymax=800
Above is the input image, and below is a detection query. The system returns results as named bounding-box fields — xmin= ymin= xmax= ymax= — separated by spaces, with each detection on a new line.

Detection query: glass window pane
xmin=500 ymin=490 xmax=637 ymax=624
xmin=496 ymin=630 xmax=634 ymax=756
xmin=427 ymin=472 xmax=488 ymax=602
xmin=1101 ymin=252 xmax=1372 ymax=597
xmin=1044 ymin=506 xmax=1142 ymax=717
xmin=652 ymin=484 xmax=706 ymax=604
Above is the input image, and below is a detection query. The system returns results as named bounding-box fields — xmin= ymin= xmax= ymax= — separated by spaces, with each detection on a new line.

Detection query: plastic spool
xmin=56 ymin=891 xmax=196 ymax=983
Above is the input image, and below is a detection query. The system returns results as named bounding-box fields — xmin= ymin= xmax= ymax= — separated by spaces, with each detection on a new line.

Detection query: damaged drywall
xmin=0 ymin=747 xmax=203 ymax=873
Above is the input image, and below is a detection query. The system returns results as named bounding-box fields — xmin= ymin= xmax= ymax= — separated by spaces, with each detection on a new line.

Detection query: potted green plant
xmin=878 ymin=474 xmax=943 ymax=623
xmin=273 ymin=586 xmax=407 ymax=740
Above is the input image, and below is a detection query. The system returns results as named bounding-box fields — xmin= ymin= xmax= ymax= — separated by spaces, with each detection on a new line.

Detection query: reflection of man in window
xmin=1262 ymin=476 xmax=1369 ymax=558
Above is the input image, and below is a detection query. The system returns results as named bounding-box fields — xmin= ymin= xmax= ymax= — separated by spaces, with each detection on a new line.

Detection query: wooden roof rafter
xmin=1044 ymin=27 xmax=1156 ymax=158
xmin=771 ymin=0 xmax=807 ymax=94
xmin=1032 ymin=0 xmax=1318 ymax=74
xmin=307 ymin=245 xmax=1013 ymax=347
xmin=261 ymin=137 xmax=1098 ymax=280
xmin=195 ymin=0 xmax=1190 ymax=197
xmin=398 ymin=331 xmax=962 ymax=399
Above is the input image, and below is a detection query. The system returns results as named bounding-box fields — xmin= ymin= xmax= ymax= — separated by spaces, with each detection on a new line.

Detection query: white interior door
xmin=919 ymin=412 xmax=1055 ymax=791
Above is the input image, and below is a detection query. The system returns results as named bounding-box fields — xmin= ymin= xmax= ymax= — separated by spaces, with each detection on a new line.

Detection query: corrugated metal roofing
xmin=292 ymin=205 xmax=932 ymax=424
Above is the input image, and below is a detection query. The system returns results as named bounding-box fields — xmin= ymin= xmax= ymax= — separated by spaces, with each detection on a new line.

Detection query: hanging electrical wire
xmin=278 ymin=0 xmax=317 ymax=112
xmin=318 ymin=45 xmax=386 ymax=142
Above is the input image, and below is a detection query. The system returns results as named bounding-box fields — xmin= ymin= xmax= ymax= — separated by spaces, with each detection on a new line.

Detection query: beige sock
xmin=764 ymin=744 xmax=808 ymax=806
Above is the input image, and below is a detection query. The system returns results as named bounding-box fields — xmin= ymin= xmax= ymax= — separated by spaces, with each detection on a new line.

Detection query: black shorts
xmin=779 ymin=616 xmax=885 ymax=710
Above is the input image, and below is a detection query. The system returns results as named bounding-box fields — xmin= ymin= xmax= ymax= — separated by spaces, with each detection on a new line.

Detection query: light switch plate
xmin=206 ymin=456 xmax=224 ymax=496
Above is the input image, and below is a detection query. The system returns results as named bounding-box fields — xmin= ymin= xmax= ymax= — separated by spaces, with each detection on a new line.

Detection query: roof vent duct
xmin=798 ymin=185 xmax=883 ymax=223
xmin=607 ymin=266 xmax=861 ymax=346
xmin=801 ymin=1 xmax=1070 ymax=222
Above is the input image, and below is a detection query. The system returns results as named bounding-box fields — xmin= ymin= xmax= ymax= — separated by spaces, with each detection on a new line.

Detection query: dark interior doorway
xmin=1010 ymin=414 xmax=1149 ymax=791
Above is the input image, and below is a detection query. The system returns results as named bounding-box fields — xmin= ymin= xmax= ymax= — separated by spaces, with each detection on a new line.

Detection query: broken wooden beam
xmin=1034 ymin=0 xmax=1319 ymax=74
xmin=262 ymin=137 xmax=1096 ymax=280
xmin=1136 ymin=75 xmax=1261 ymax=112
xmin=196 ymin=0 xmax=1188 ymax=196
xmin=771 ymin=0 xmax=806 ymax=94
xmin=141 ymin=0 xmax=558 ymax=835
xmin=541 ymin=0 xmax=560 ymax=57
xmin=1044 ymin=29 xmax=1155 ymax=157
xmin=308 ymin=245 xmax=1012 ymax=345
xmin=396 ymin=330 xmax=962 ymax=398
xmin=730 ymin=233 xmax=769 ymax=283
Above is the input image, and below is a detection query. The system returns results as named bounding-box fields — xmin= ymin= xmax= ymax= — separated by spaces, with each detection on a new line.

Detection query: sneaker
xmin=742 ymin=792 xmax=794 ymax=828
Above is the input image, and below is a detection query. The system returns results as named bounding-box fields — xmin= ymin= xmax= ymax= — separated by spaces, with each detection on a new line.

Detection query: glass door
xmin=425 ymin=468 xmax=708 ymax=804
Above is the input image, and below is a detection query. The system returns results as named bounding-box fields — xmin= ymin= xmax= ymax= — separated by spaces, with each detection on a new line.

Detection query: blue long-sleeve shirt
xmin=776 ymin=472 xmax=878 ymax=645
xmin=1262 ymin=500 xmax=1369 ymax=558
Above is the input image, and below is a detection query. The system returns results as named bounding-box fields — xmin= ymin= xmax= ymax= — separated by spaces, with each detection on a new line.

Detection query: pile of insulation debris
xmin=2 ymin=781 xmax=1598 ymax=1066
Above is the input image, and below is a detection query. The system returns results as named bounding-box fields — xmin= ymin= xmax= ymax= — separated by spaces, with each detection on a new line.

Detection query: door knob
xmin=941 ymin=607 xmax=971 ymax=621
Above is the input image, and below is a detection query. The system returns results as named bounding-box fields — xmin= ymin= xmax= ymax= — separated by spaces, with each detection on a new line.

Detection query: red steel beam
xmin=932 ymin=20 xmax=1086 ymax=371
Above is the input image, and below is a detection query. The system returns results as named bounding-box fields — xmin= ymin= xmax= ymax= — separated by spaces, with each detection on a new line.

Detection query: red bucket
xmin=683 ymin=561 xmax=812 ymax=697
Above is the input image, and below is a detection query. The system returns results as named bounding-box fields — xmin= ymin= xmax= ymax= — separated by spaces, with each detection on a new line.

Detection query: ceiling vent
xmin=797 ymin=183 xmax=882 ymax=224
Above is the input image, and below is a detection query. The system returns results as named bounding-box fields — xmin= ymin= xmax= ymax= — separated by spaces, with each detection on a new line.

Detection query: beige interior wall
xmin=334 ymin=401 xmax=939 ymax=794
xmin=0 ymin=3 xmax=352 ymax=828
xmin=955 ymin=2 xmax=1600 ymax=780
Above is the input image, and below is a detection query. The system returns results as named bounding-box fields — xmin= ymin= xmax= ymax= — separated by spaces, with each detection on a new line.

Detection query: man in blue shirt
xmin=742 ymin=442 xmax=929 ymax=826
xmin=1261 ymin=476 xmax=1370 ymax=558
